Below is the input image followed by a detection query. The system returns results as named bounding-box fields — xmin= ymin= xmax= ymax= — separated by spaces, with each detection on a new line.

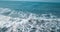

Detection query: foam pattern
xmin=0 ymin=8 xmax=60 ymax=32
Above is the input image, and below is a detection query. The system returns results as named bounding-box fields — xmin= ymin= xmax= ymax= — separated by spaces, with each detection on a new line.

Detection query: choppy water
xmin=0 ymin=1 xmax=60 ymax=32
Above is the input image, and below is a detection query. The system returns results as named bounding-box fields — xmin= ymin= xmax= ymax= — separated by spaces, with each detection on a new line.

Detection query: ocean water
xmin=0 ymin=1 xmax=60 ymax=32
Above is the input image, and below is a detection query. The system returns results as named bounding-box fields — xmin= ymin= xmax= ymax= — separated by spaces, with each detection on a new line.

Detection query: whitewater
xmin=0 ymin=8 xmax=60 ymax=32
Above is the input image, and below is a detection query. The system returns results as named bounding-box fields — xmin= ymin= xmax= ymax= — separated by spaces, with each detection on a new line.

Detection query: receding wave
xmin=0 ymin=8 xmax=60 ymax=32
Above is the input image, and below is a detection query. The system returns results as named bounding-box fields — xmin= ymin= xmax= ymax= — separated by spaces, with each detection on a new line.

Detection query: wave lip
xmin=0 ymin=8 xmax=60 ymax=32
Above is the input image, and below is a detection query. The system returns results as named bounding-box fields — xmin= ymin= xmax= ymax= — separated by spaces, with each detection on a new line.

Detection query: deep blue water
xmin=0 ymin=1 xmax=60 ymax=16
xmin=0 ymin=1 xmax=60 ymax=32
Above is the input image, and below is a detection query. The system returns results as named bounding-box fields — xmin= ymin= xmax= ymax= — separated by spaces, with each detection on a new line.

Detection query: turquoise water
xmin=0 ymin=1 xmax=60 ymax=17
xmin=0 ymin=1 xmax=60 ymax=32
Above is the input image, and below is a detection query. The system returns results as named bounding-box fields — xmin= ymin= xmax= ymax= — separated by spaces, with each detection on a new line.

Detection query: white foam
xmin=0 ymin=8 xmax=60 ymax=32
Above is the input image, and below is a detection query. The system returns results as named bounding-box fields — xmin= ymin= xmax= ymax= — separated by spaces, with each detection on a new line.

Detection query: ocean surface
xmin=0 ymin=1 xmax=60 ymax=32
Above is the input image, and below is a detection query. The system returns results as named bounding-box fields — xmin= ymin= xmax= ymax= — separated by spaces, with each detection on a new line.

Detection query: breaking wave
xmin=0 ymin=8 xmax=60 ymax=32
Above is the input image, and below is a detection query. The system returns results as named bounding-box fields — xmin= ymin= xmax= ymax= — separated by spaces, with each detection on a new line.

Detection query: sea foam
xmin=0 ymin=8 xmax=60 ymax=32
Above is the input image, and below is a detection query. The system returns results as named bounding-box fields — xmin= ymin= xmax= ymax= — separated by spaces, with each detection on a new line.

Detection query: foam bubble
xmin=0 ymin=8 xmax=60 ymax=32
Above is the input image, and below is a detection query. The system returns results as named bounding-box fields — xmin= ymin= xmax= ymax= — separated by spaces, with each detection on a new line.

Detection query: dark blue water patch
xmin=57 ymin=29 xmax=60 ymax=32
xmin=0 ymin=27 xmax=8 ymax=32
